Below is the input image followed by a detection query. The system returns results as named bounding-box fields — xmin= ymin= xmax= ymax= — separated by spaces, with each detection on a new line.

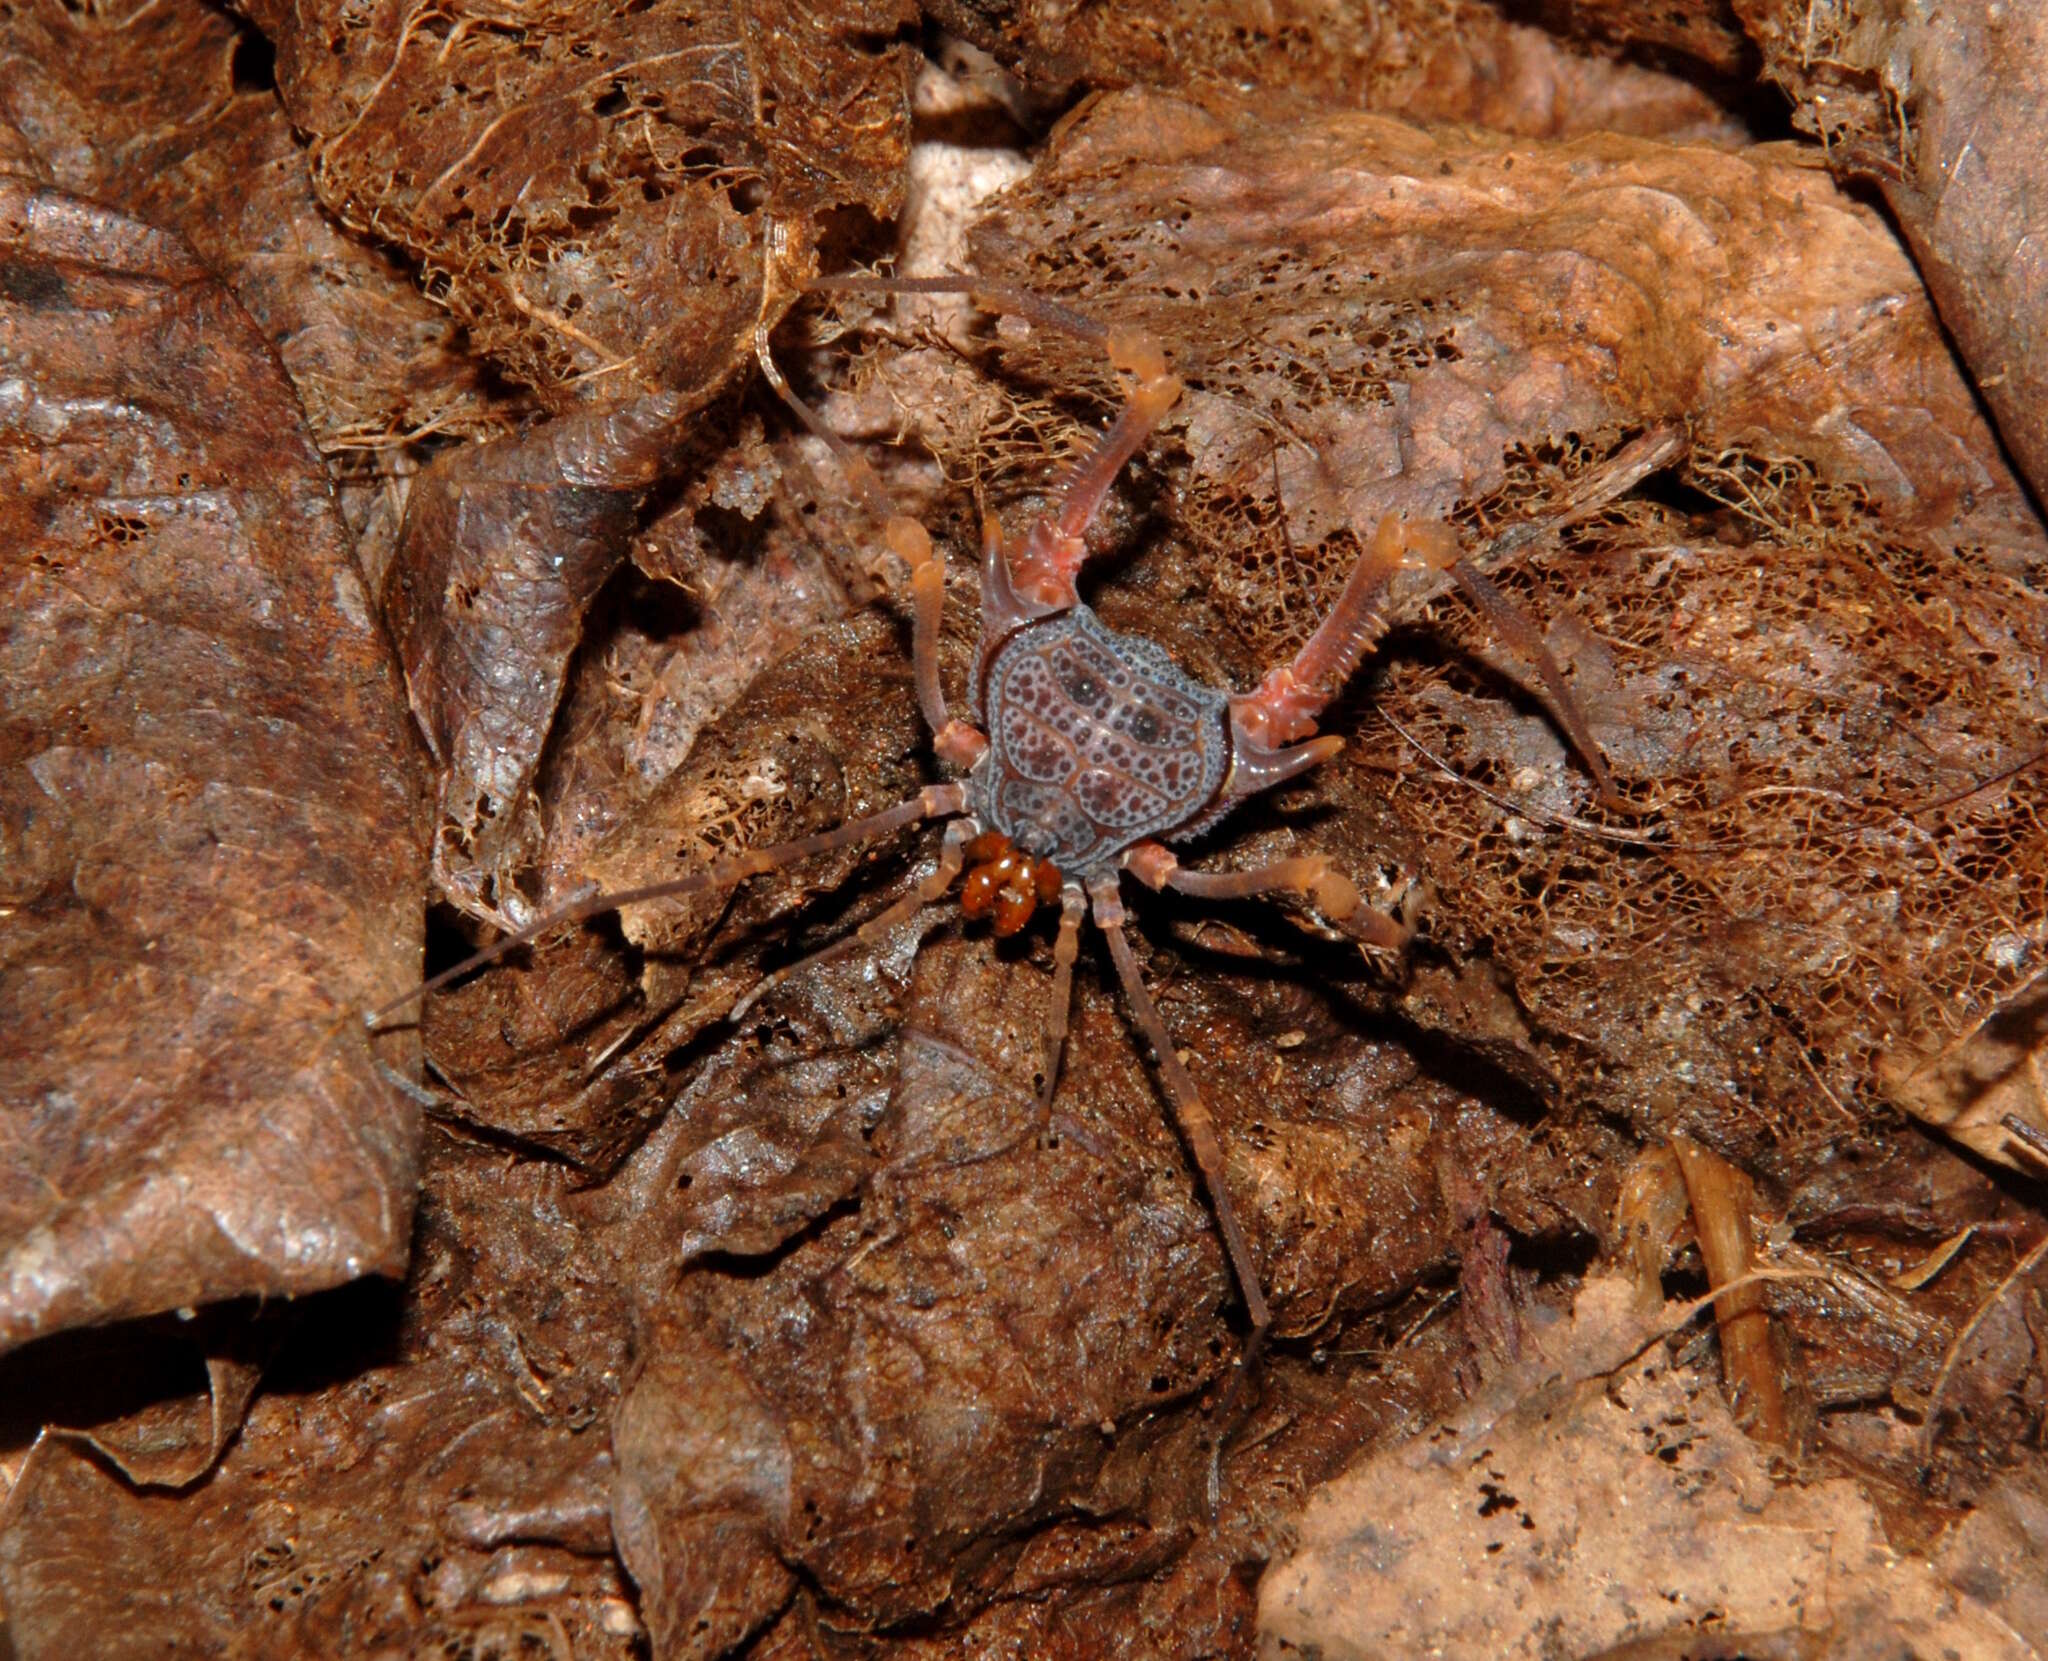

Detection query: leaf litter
xmin=0 ymin=176 xmax=424 ymax=1353
xmin=2 ymin=0 xmax=2048 ymax=1657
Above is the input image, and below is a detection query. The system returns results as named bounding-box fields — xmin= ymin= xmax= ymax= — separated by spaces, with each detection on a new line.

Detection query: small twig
xmin=1889 ymin=1225 xmax=1977 ymax=1293
xmin=1671 ymin=1136 xmax=1790 ymax=1447
xmin=1904 ymin=741 xmax=2048 ymax=817
xmin=1791 ymin=1039 xmax=1858 ymax=1128
xmin=2002 ymin=1112 xmax=2048 ymax=1169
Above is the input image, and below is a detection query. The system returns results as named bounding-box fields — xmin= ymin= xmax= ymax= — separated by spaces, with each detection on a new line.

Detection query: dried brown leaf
xmin=0 ymin=181 xmax=423 ymax=1350
xmin=0 ymin=1142 xmax=639 ymax=1658
xmin=609 ymin=932 xmax=1236 ymax=1653
xmin=0 ymin=0 xmax=520 ymax=451
xmin=1736 ymin=0 xmax=2048 ymax=512
xmin=1938 ymin=1472 xmax=2048 ymax=1650
xmin=927 ymin=0 xmax=1750 ymax=142
xmin=385 ymin=392 xmax=695 ymax=925
xmin=1882 ymin=968 xmax=2048 ymax=1175
xmin=1524 ymin=0 xmax=1754 ymax=76
xmin=329 ymin=0 xmax=922 ymax=912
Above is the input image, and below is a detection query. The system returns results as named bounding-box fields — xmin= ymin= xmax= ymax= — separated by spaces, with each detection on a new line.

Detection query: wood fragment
xmin=1670 ymin=1136 xmax=1790 ymax=1448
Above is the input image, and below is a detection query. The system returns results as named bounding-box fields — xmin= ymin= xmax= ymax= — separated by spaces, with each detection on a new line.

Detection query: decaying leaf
xmin=240 ymin=0 xmax=918 ymax=400
xmin=0 ymin=1142 xmax=638 ymax=1655
xmin=1259 ymin=1277 xmax=2031 ymax=1658
xmin=1736 ymin=0 xmax=2048 ymax=513
xmin=385 ymin=390 xmax=698 ymax=925
xmin=0 ymin=179 xmax=424 ymax=1351
xmin=605 ymin=925 xmax=1486 ymax=1654
xmin=925 ymin=0 xmax=1751 ymax=142
xmin=0 ymin=0 xmax=521 ymax=451
xmin=1883 ymin=968 xmax=2048 ymax=1175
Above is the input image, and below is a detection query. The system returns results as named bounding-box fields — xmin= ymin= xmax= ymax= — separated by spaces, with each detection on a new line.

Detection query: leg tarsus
xmin=1204 ymin=1301 xmax=1271 ymax=1518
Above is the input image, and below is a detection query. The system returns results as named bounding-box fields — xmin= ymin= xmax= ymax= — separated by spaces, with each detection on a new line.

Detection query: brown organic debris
xmin=1258 ymin=1277 xmax=2025 ymax=1659
xmin=1670 ymin=1134 xmax=1793 ymax=1446
xmin=1737 ymin=0 xmax=2048 ymax=513
xmin=386 ymin=391 xmax=701 ymax=926
xmin=0 ymin=0 xmax=523 ymax=452
xmin=926 ymin=0 xmax=1753 ymax=143
xmin=0 ymin=177 xmax=424 ymax=1352
xmin=240 ymin=0 xmax=917 ymax=401
xmin=4 ymin=7 xmax=2048 ymax=1661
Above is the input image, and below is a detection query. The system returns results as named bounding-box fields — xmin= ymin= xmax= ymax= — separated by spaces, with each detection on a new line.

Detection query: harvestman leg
xmin=1087 ymin=878 xmax=1274 ymax=1356
xmin=365 ymin=784 xmax=971 ymax=1027
xmin=754 ymin=315 xmax=990 ymax=774
xmin=1036 ymin=884 xmax=1089 ymax=1122
xmin=999 ymin=323 xmax=1184 ymax=608
xmin=729 ymin=820 xmax=976 ymax=1023
xmin=1230 ymin=511 xmax=1461 ymax=753
xmin=1095 ymin=875 xmax=1280 ymax=1507
xmin=1080 ymin=515 xmax=1449 ymax=1370
xmin=1123 ymin=843 xmax=1416 ymax=953
xmin=806 ymin=272 xmax=1184 ymax=614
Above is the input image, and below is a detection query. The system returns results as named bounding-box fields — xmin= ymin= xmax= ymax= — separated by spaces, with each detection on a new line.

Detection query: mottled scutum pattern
xmin=975 ymin=607 xmax=1231 ymax=873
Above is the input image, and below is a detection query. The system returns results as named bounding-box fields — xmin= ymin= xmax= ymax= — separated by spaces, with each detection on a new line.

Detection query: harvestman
xmin=374 ymin=271 xmax=1600 ymax=1379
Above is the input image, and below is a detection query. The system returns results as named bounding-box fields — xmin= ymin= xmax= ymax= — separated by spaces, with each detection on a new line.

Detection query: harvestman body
xmin=379 ymin=275 xmax=1469 ymax=1376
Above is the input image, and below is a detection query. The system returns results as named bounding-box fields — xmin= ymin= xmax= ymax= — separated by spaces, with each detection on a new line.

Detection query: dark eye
xmin=1128 ymin=708 xmax=1165 ymax=744
xmin=1056 ymin=660 xmax=1104 ymax=704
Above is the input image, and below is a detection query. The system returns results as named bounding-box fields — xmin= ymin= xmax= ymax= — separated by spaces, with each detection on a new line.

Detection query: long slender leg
xmin=1089 ymin=877 xmax=1272 ymax=1351
xmin=1226 ymin=511 xmax=1622 ymax=807
xmin=1231 ymin=512 xmax=1460 ymax=753
xmin=1448 ymin=558 xmax=1622 ymax=810
xmin=903 ymin=524 xmax=990 ymax=772
xmin=1093 ymin=876 xmax=1272 ymax=1512
xmin=1036 ymin=882 xmax=1089 ymax=1129
xmin=728 ymin=819 xmax=975 ymax=1022
xmin=753 ymin=319 xmax=988 ymax=770
xmin=806 ymin=272 xmax=1183 ymax=611
xmin=808 ymin=273 xmax=1113 ymax=350
xmin=1123 ymin=841 xmax=1416 ymax=953
xmin=365 ymin=783 xmax=969 ymax=1028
